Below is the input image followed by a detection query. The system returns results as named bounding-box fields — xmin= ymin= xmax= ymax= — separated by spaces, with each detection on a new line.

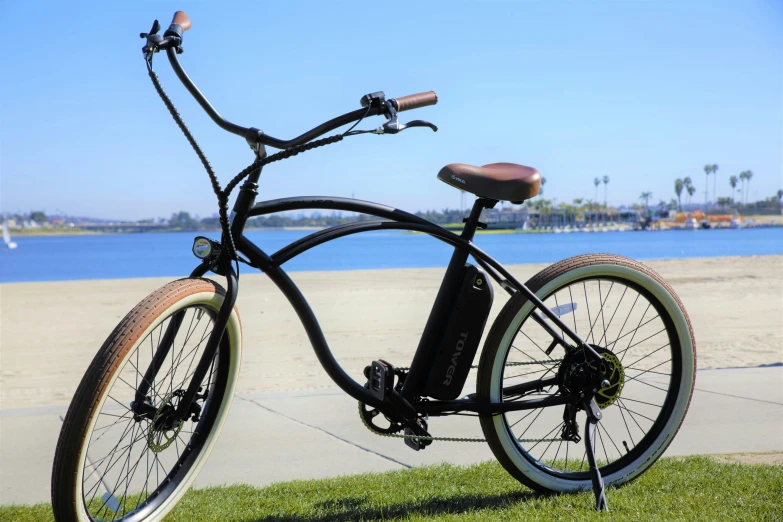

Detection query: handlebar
xmin=393 ymin=91 xmax=438 ymax=112
xmin=171 ymin=11 xmax=192 ymax=32
xmin=153 ymin=11 xmax=437 ymax=150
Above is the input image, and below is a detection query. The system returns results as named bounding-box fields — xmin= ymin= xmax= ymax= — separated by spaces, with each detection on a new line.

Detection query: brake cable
xmin=144 ymin=55 xmax=371 ymax=261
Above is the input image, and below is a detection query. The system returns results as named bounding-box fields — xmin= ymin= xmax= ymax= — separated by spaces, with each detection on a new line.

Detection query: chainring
xmin=358 ymin=402 xmax=404 ymax=435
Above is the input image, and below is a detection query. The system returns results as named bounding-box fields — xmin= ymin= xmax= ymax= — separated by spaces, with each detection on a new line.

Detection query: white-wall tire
xmin=52 ymin=278 xmax=242 ymax=522
xmin=477 ymin=254 xmax=696 ymax=493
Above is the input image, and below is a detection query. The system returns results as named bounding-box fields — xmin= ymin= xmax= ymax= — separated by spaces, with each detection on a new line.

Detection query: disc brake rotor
xmin=147 ymin=391 xmax=185 ymax=453
xmin=595 ymin=352 xmax=624 ymax=409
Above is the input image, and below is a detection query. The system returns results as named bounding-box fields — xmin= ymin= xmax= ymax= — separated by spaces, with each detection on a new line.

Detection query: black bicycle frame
xmin=135 ymin=46 xmax=601 ymax=424
xmin=139 ymin=190 xmax=599 ymax=426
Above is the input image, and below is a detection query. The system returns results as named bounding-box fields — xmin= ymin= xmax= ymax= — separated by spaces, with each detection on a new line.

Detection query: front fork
xmin=131 ymin=258 xmax=238 ymax=425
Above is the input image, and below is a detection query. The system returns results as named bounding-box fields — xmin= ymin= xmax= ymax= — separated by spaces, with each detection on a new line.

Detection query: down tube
xmin=236 ymin=234 xmax=385 ymax=410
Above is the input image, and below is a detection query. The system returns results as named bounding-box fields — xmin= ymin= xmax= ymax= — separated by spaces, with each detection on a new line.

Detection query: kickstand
xmin=583 ymin=398 xmax=609 ymax=511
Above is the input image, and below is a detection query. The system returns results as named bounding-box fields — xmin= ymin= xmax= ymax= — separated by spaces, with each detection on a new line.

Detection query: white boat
xmin=3 ymin=222 xmax=18 ymax=249
xmin=730 ymin=218 xmax=742 ymax=229
xmin=683 ymin=218 xmax=699 ymax=230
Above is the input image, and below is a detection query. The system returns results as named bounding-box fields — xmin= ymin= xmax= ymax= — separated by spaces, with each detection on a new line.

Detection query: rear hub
xmin=558 ymin=345 xmax=624 ymax=409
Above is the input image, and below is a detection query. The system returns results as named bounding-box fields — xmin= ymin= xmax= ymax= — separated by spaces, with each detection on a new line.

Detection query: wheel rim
xmin=497 ymin=274 xmax=683 ymax=480
xmin=78 ymin=304 xmax=229 ymax=521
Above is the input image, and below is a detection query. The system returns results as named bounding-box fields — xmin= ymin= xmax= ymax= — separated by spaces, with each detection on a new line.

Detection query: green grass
xmin=3 ymin=457 xmax=781 ymax=522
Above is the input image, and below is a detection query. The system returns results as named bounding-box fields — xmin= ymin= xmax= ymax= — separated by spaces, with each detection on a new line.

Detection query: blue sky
xmin=1 ymin=1 xmax=780 ymax=220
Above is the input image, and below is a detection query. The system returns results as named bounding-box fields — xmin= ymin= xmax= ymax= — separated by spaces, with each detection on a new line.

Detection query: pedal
xmin=367 ymin=360 xmax=394 ymax=401
xmin=404 ymin=417 xmax=431 ymax=451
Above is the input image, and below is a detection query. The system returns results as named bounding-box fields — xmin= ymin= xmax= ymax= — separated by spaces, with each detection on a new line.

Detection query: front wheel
xmin=477 ymin=254 xmax=696 ymax=493
xmin=52 ymin=278 xmax=242 ymax=522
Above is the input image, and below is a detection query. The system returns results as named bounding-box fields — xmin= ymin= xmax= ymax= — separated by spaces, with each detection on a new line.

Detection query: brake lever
xmin=403 ymin=120 xmax=438 ymax=132
xmin=375 ymin=119 xmax=438 ymax=134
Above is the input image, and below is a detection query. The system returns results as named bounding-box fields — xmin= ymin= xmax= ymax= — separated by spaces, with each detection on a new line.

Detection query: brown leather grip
xmin=394 ymin=91 xmax=438 ymax=112
xmin=171 ymin=11 xmax=192 ymax=32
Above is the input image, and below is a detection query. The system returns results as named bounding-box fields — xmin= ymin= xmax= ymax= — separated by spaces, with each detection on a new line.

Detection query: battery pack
xmin=423 ymin=264 xmax=494 ymax=400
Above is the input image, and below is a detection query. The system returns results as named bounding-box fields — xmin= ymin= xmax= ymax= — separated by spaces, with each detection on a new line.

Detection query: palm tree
xmin=703 ymin=165 xmax=714 ymax=206
xmin=674 ymin=178 xmax=684 ymax=210
xmin=683 ymin=177 xmax=693 ymax=205
xmin=585 ymin=199 xmax=596 ymax=225
xmin=593 ymin=177 xmax=600 ymax=202
xmin=686 ymin=184 xmax=696 ymax=204
xmin=729 ymin=175 xmax=738 ymax=205
xmin=602 ymin=175 xmax=609 ymax=208
xmin=711 ymin=164 xmax=719 ymax=204
xmin=744 ymin=170 xmax=753 ymax=204
xmin=739 ymin=171 xmax=750 ymax=205
xmin=639 ymin=191 xmax=653 ymax=210
xmin=539 ymin=176 xmax=547 ymax=196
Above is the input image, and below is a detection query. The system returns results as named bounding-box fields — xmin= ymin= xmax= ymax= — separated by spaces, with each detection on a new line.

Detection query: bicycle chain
xmin=359 ymin=359 xmax=563 ymax=444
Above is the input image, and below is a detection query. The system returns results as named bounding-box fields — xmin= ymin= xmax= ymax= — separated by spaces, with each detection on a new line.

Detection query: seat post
xmin=461 ymin=198 xmax=497 ymax=240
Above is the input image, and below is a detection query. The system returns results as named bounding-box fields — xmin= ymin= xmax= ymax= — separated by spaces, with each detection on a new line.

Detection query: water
xmin=1 ymin=227 xmax=781 ymax=283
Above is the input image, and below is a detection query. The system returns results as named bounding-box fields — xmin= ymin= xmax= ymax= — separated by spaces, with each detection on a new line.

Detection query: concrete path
xmin=2 ymin=366 xmax=781 ymax=505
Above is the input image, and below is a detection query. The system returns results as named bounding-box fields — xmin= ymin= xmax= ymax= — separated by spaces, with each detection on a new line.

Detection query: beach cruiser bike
xmin=52 ymin=11 xmax=696 ymax=521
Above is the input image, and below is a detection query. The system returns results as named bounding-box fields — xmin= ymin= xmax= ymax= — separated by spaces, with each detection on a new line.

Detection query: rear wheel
xmin=52 ymin=278 xmax=242 ymax=522
xmin=477 ymin=254 xmax=695 ymax=493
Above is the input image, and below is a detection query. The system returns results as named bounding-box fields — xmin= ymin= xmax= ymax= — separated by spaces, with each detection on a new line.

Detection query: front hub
xmin=558 ymin=345 xmax=625 ymax=409
xmin=147 ymin=391 xmax=185 ymax=453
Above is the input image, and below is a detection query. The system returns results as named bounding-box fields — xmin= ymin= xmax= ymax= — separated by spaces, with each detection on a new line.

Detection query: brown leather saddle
xmin=437 ymin=163 xmax=541 ymax=203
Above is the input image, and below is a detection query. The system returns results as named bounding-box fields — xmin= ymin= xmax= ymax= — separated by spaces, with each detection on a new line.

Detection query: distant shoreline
xmin=11 ymin=222 xmax=782 ymax=238
xmin=10 ymin=226 xmax=326 ymax=237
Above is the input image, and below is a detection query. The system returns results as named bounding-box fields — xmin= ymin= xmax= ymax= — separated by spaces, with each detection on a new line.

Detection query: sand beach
xmin=1 ymin=255 xmax=781 ymax=410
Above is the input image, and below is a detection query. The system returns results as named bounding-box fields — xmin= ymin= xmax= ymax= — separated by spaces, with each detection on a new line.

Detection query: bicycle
xmin=52 ymin=11 xmax=696 ymax=521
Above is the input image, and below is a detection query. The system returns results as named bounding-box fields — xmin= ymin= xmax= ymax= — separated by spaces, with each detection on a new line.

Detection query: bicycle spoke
xmin=623 ymin=377 xmax=670 ymax=393
xmin=597 ymin=286 xmax=627 ymax=346
xmin=509 ymin=408 xmax=540 ymax=429
xmin=618 ymin=303 xmax=651 ymax=362
xmin=617 ymin=398 xmax=656 ymax=425
xmin=597 ymin=423 xmax=609 ymax=463
xmin=583 ymin=282 xmax=595 ymax=344
xmin=568 ymin=286 xmax=578 ymax=334
xmin=585 ymin=280 xmax=613 ymax=345
xmin=526 ymin=421 xmax=564 ymax=453
xmin=517 ymin=408 xmax=546 ymax=440
xmin=518 ymin=332 xmax=555 ymax=362
xmin=599 ymin=423 xmax=622 ymax=456
xmin=619 ymin=396 xmax=663 ymax=408
xmin=607 ymin=293 xmax=641 ymax=350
